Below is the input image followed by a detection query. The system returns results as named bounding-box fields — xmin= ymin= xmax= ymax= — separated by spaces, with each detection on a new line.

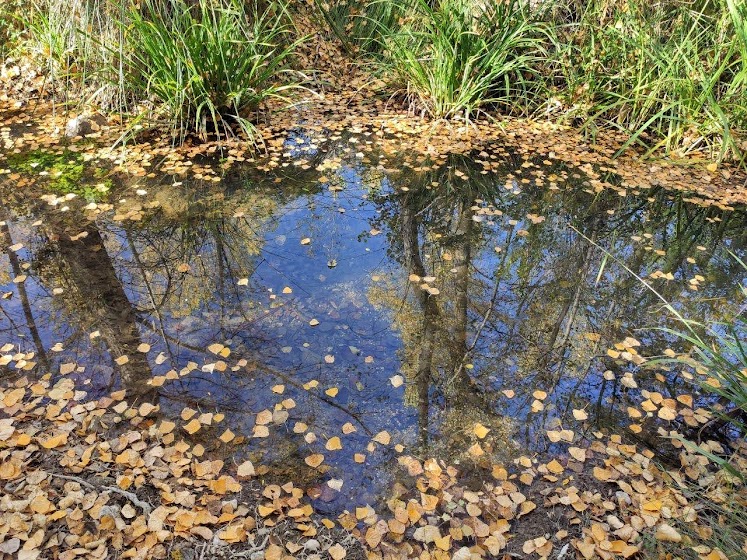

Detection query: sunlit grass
xmin=552 ymin=0 xmax=747 ymax=163
xmin=125 ymin=0 xmax=302 ymax=143
xmin=374 ymin=0 xmax=551 ymax=120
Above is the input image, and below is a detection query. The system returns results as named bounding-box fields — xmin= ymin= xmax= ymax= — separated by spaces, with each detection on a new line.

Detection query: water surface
xmin=1 ymin=132 xmax=745 ymax=510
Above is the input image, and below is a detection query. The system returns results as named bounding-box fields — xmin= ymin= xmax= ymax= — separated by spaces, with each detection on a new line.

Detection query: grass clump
xmin=125 ymin=0 xmax=302 ymax=143
xmin=374 ymin=0 xmax=550 ymax=120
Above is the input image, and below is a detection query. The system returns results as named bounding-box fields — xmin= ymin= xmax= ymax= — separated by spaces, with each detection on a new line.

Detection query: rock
xmin=65 ymin=113 xmax=106 ymax=137
xmin=249 ymin=552 xmax=264 ymax=560
xmin=65 ymin=116 xmax=92 ymax=137
xmin=304 ymin=539 xmax=321 ymax=552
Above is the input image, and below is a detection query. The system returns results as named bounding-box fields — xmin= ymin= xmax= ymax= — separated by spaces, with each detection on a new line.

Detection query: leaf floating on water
xmin=327 ymin=478 xmax=343 ymax=491
xmin=569 ymin=447 xmax=586 ymax=462
xmin=282 ymin=286 xmax=292 ymax=294
xmin=253 ymin=425 xmax=269 ymax=438
xmin=183 ymin=419 xmax=201 ymax=435
xmin=293 ymin=422 xmax=308 ymax=433
xmin=271 ymin=384 xmax=285 ymax=394
xmin=473 ymin=423 xmax=490 ymax=439
xmin=181 ymin=407 xmax=197 ymax=421
xmin=300 ymin=237 xmax=311 ymax=245
xmin=389 ymin=375 xmax=404 ymax=388
xmin=572 ymin=408 xmax=588 ymax=421
xmin=342 ymin=422 xmax=356 ymax=434
xmin=208 ymin=343 xmax=226 ymax=355
xmin=326 ymin=437 xmax=342 ymax=451
xmin=325 ymin=387 xmax=339 ymax=397
xmin=304 ymin=454 xmax=324 ymax=468
xmin=309 ymin=319 xmax=319 ymax=326
xmin=236 ymin=460 xmax=255 ymax=478
xmin=324 ymin=355 xmax=335 ymax=364
xmin=138 ymin=403 xmax=158 ymax=417
xmin=177 ymin=263 xmax=190 ymax=273
xmin=137 ymin=343 xmax=151 ymax=353
xmin=373 ymin=431 xmax=391 ymax=445
xmin=219 ymin=429 xmax=235 ymax=443
xmin=256 ymin=410 xmax=273 ymax=425
xmin=237 ymin=278 xmax=249 ymax=286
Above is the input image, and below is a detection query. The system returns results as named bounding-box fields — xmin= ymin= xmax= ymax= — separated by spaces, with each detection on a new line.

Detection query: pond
xmin=1 ymin=128 xmax=745 ymax=515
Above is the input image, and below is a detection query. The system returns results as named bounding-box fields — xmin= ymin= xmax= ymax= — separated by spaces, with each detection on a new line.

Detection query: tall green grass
xmin=375 ymin=0 xmax=551 ymax=120
xmin=313 ymin=0 xmax=403 ymax=55
xmin=125 ymin=0 xmax=302 ymax=143
xmin=553 ymin=0 xmax=747 ymax=162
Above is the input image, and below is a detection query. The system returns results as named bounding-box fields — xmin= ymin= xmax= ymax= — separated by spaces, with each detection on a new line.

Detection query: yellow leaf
xmin=473 ymin=423 xmax=490 ymax=439
xmin=569 ymin=447 xmax=586 ymax=462
xmin=325 ymin=387 xmax=339 ymax=397
xmin=237 ymin=461 xmax=255 ymax=478
xmin=328 ymin=544 xmax=346 ymax=560
xmin=305 ymin=454 xmax=324 ymax=468
xmin=572 ymin=408 xmax=588 ymax=421
xmin=184 ymin=419 xmax=201 ymax=434
xmin=373 ymin=431 xmax=391 ymax=445
xmin=253 ymin=425 xmax=269 ymax=438
xmin=326 ymin=437 xmax=342 ymax=451
xmin=40 ymin=433 xmax=68 ymax=449
xmin=219 ymin=429 xmax=235 ymax=443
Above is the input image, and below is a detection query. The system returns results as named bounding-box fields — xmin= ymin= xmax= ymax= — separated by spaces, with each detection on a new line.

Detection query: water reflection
xmin=0 ymin=139 xmax=745 ymax=508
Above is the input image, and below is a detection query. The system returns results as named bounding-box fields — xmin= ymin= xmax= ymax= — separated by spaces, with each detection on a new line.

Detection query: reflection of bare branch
xmin=134 ymin=318 xmax=374 ymax=435
xmin=125 ymin=229 xmax=176 ymax=369
xmin=1 ymin=221 xmax=50 ymax=371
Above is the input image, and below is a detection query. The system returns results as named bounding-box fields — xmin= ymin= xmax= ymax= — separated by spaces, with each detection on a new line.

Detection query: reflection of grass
xmin=5 ymin=149 xmax=110 ymax=200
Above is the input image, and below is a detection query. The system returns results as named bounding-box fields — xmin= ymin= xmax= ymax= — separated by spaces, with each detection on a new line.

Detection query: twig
xmin=48 ymin=472 xmax=153 ymax=515
xmin=223 ymin=535 xmax=270 ymax=558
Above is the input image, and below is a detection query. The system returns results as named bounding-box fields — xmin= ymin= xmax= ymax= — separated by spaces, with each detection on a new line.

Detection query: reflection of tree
xmin=369 ymin=152 xmax=747 ymax=456
xmin=369 ymin=154 xmax=519 ymax=459
xmin=0 ymin=220 xmax=49 ymax=371
xmin=49 ymin=223 xmax=157 ymax=401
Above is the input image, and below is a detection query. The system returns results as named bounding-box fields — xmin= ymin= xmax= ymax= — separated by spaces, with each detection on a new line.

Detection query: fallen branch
xmin=48 ymin=472 xmax=153 ymax=516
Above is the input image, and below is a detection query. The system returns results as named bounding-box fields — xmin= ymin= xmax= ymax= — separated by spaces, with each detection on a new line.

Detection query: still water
xmin=1 ymin=131 xmax=745 ymax=511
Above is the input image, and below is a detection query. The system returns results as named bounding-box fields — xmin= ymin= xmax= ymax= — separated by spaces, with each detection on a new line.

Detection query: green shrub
xmin=0 ymin=0 xmax=26 ymax=60
xmin=376 ymin=0 xmax=551 ymax=120
xmin=124 ymin=0 xmax=302 ymax=143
